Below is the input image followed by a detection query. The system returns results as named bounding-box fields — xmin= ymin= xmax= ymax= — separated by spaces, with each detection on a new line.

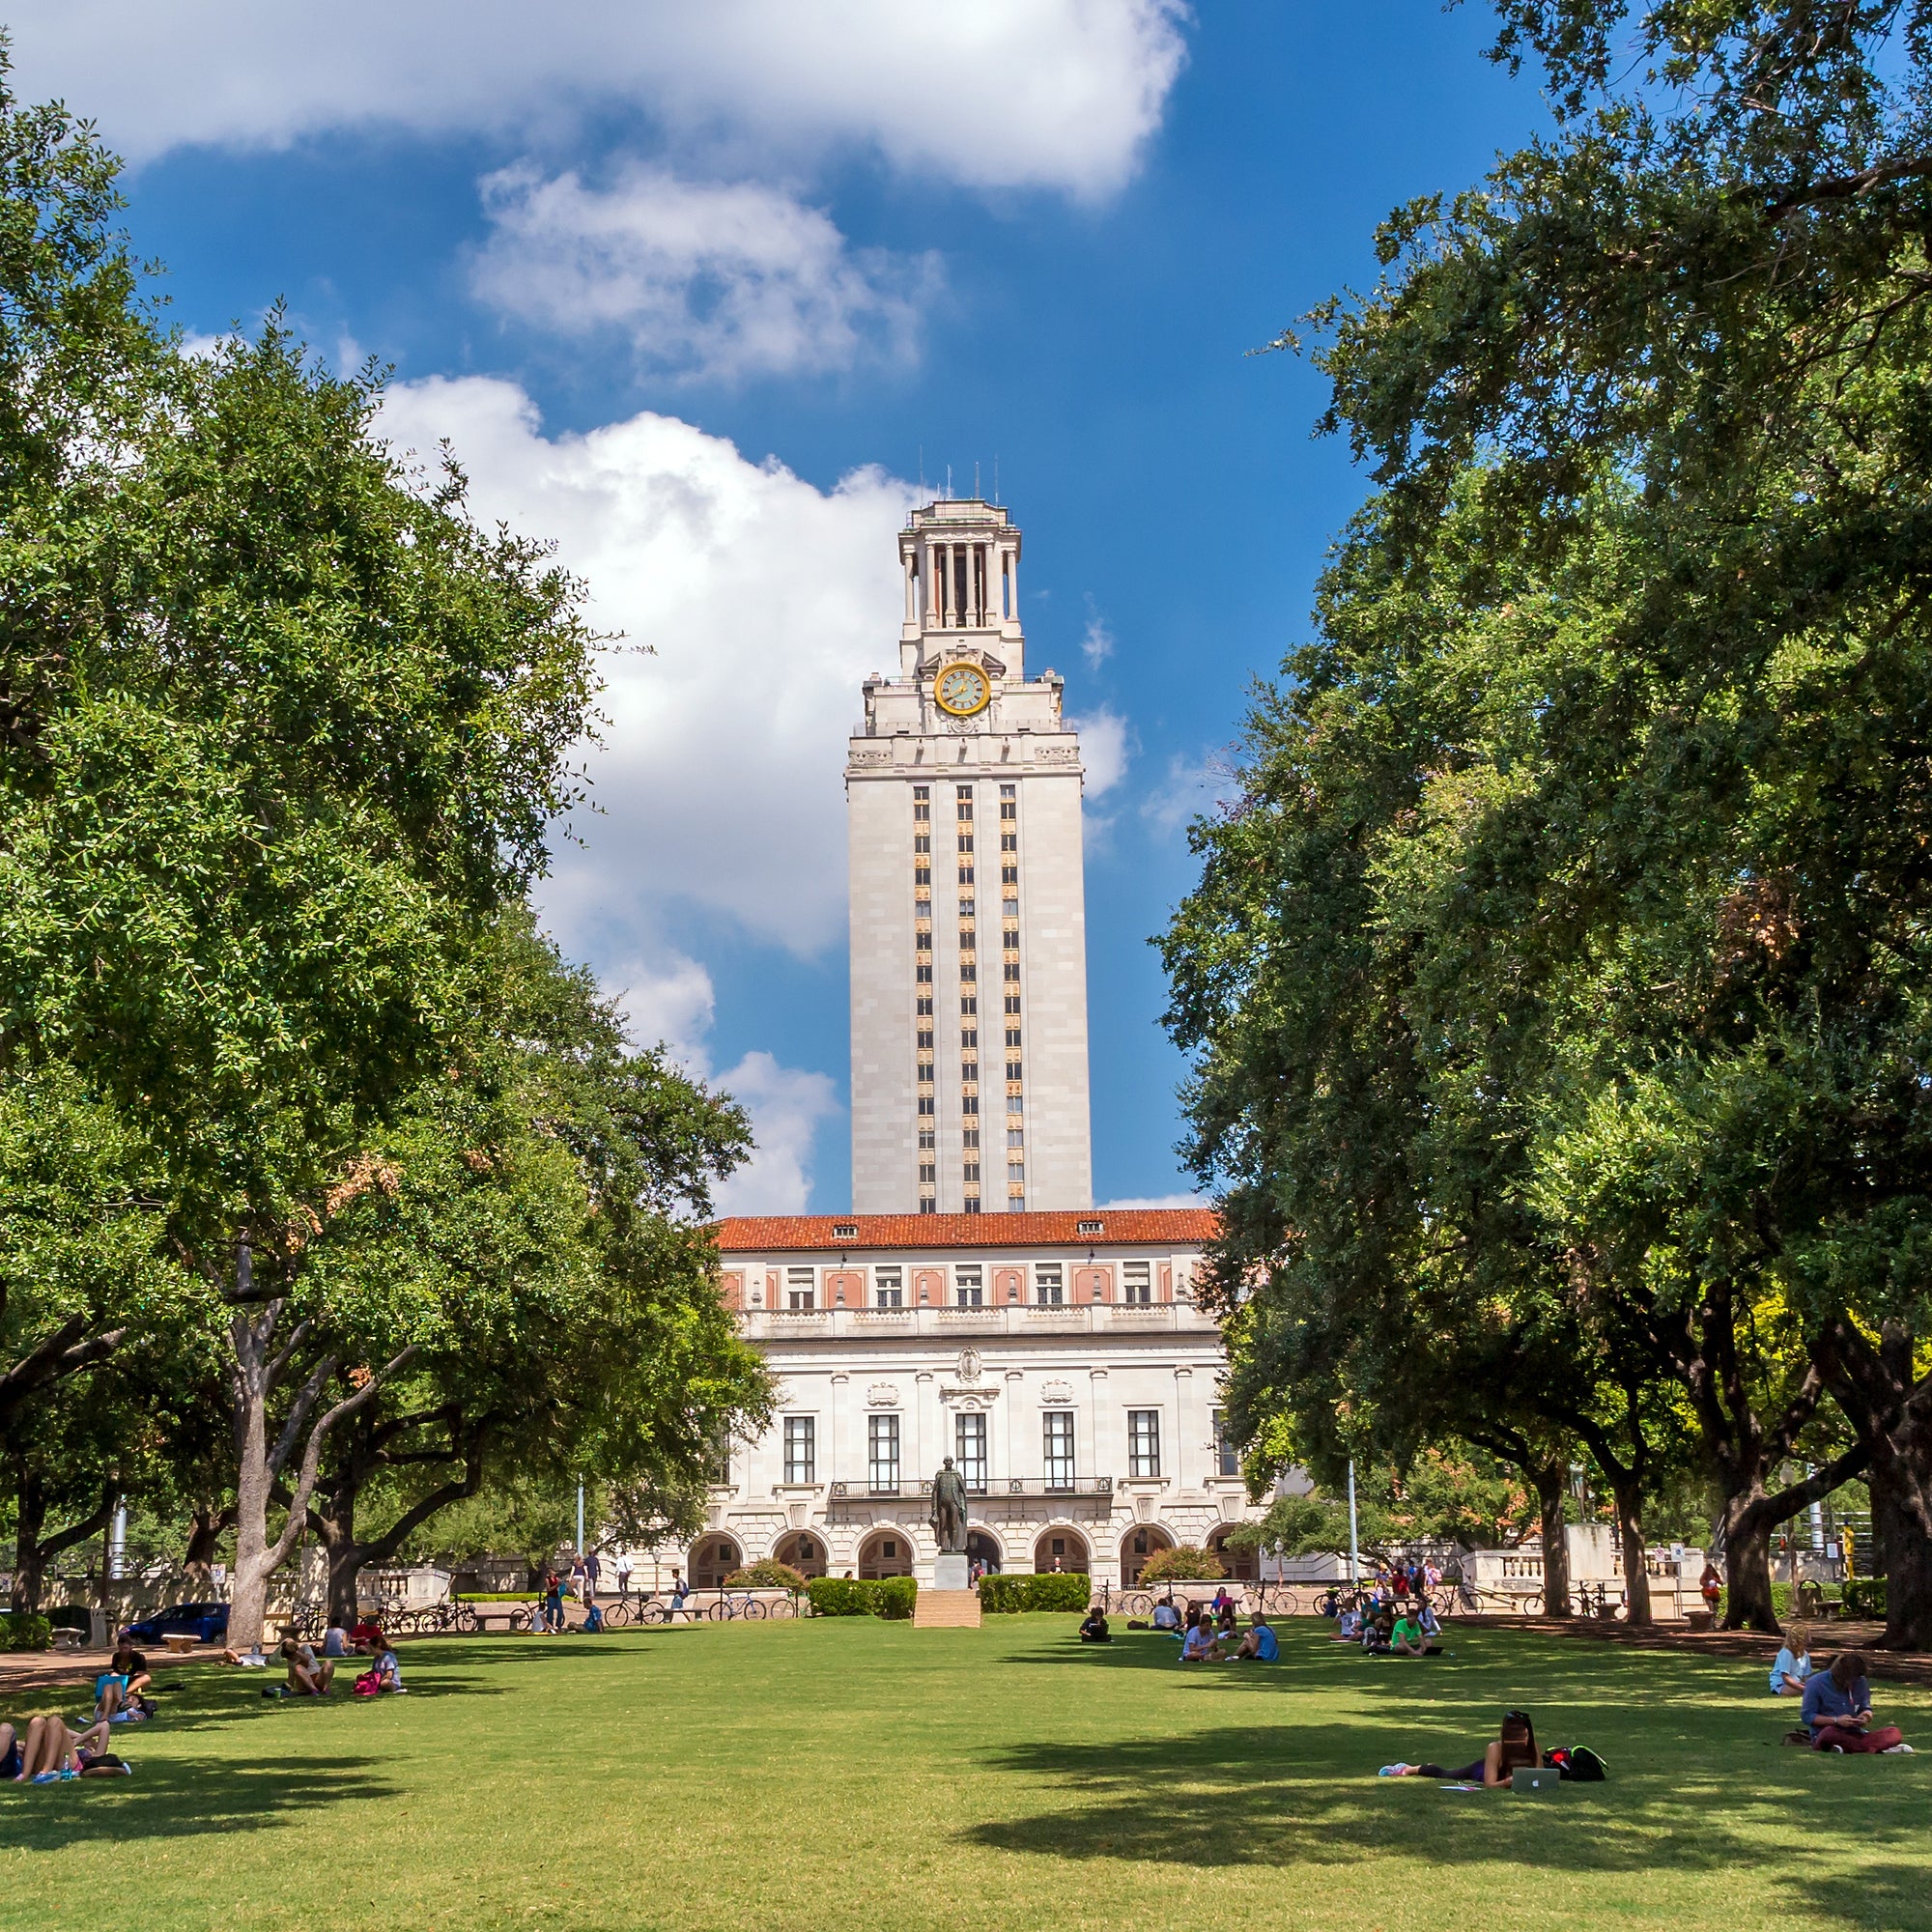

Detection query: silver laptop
xmin=1512 ymin=1766 xmax=1562 ymax=1794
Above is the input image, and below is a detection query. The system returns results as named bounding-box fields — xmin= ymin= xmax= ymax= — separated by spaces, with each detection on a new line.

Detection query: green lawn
xmin=4 ymin=1617 xmax=1927 ymax=1931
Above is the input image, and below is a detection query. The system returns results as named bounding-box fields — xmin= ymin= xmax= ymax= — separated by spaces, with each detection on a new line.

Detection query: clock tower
xmin=846 ymin=498 xmax=1094 ymax=1215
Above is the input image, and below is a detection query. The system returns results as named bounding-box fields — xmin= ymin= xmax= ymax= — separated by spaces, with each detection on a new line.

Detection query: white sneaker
xmin=1883 ymin=1743 xmax=1914 ymax=1753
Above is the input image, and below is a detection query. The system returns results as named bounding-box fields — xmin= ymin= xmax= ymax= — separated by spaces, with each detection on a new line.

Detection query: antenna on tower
xmin=974 ymin=460 xmax=980 ymax=499
xmin=994 ymin=455 xmax=1000 ymax=505
xmin=945 ymin=463 xmax=952 ymax=497
xmin=918 ymin=443 xmax=924 ymax=494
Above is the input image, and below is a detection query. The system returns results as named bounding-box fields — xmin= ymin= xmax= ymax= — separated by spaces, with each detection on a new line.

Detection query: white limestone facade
xmin=685 ymin=1210 xmax=1263 ymax=1590
xmin=848 ymin=498 xmax=1093 ymax=1215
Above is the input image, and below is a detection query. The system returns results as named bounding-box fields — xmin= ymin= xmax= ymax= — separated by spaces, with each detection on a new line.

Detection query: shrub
xmin=0 ymin=1613 xmax=52 ymax=1652
xmin=978 ymin=1573 xmax=1094 ymax=1614
xmin=455 ymin=1592 xmax=540 ymax=1602
xmin=1136 ymin=1547 xmax=1227 ymax=1587
xmin=805 ymin=1577 xmax=919 ymax=1618
xmin=874 ymin=1576 xmax=918 ymax=1620
xmin=1842 ymin=1577 xmax=1888 ymax=1619
xmin=723 ymin=1561 xmax=810 ymax=1592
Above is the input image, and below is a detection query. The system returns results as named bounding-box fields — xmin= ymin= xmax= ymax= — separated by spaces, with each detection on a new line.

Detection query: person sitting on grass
xmin=1381 ymin=1710 xmax=1539 ymax=1787
xmin=1361 ymin=1607 xmax=1394 ymax=1655
xmin=1226 ymin=1612 xmax=1279 ymax=1662
xmin=95 ymin=1642 xmax=153 ymax=1722
xmin=348 ymin=1616 xmax=384 ymax=1655
xmin=1215 ymin=1600 xmax=1238 ymax=1638
xmin=1770 ymin=1624 xmax=1813 ymax=1696
xmin=323 ymin=1623 xmax=350 ymax=1660
xmin=276 ymin=1638 xmax=334 ymax=1697
xmin=1078 ymin=1605 xmax=1112 ymax=1644
xmin=1180 ymin=1618 xmax=1215 ymax=1663
xmin=1336 ymin=1595 xmax=1363 ymax=1641
xmin=1151 ymin=1598 xmax=1181 ymax=1634
xmin=1388 ymin=1610 xmax=1439 ymax=1658
xmin=373 ymin=1638 xmax=406 ymax=1694
xmin=1801 ymin=1652 xmax=1910 ymax=1752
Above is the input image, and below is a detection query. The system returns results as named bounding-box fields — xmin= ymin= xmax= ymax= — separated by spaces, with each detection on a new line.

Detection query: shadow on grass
xmin=958 ymin=1723 xmax=1927 ymax=1906
xmin=0 ymin=1752 xmax=398 ymax=1849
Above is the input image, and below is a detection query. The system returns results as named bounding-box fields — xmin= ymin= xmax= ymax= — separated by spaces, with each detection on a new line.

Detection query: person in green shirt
xmin=1389 ymin=1612 xmax=1436 ymax=1657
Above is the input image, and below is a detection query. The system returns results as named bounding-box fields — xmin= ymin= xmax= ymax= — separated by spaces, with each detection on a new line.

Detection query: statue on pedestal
xmin=929 ymin=1456 xmax=968 ymax=1555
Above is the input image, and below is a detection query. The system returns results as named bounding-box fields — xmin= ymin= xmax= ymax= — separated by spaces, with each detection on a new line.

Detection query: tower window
xmin=914 ymin=834 xmax=930 ymax=854
xmin=960 ymin=963 xmax=977 ymax=981
xmin=1007 ymin=1060 xmax=1023 ymax=1081
xmin=916 ymin=964 xmax=932 ymax=983
xmin=919 ymin=1129 xmax=935 ymax=1150
xmin=1008 ymin=1128 xmax=1024 ymax=1148
xmin=962 ymin=1128 xmax=980 ymax=1149
xmin=957 ymin=864 xmax=974 ymax=883
xmin=917 ymin=1030 xmax=933 ymax=1049
xmin=1003 ymin=962 xmax=1020 ymax=980
xmin=955 ymin=1265 xmax=983 ymax=1308
xmin=1000 ymin=801 xmax=1016 ymax=819
xmin=957 ymin=834 xmax=974 ymax=853
xmin=961 ymin=1094 xmax=979 ymax=1114
xmin=783 ymin=1416 xmax=816 ymax=1483
xmin=914 ymin=784 xmax=929 ymax=799
xmin=1000 ymin=833 xmax=1017 ymax=852
xmin=918 ymin=1094 xmax=935 ymax=1115
xmin=1122 ymin=1263 xmax=1152 ymax=1306
xmin=920 ymin=1197 xmax=937 ymax=1214
xmin=915 ymin=866 xmax=930 ymax=886
xmin=1004 ymin=995 xmax=1021 ymax=1014
xmin=1005 ymin=1028 xmax=1022 ymax=1048
xmin=914 ymin=802 xmax=930 ymax=822
xmin=955 ymin=786 xmax=973 ymax=806
xmin=963 ymin=1162 xmax=980 ymax=1182
xmin=1035 ymin=1263 xmax=1063 ymax=1306
xmin=917 ymin=996 xmax=933 ymax=1015
xmin=962 ymin=1198 xmax=982 ymax=1214
xmin=960 ymin=1029 xmax=978 ymax=1048
xmin=999 ymin=782 xmax=1015 ymax=797
xmin=959 ymin=995 xmax=977 ymax=1014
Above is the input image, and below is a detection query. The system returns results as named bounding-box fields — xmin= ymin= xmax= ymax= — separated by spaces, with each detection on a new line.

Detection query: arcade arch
xmin=966 ymin=1527 xmax=1005 ymax=1575
xmin=1033 ymin=1526 xmax=1090 ymax=1575
xmin=1120 ymin=1524 xmax=1174 ymax=1586
xmin=858 ymin=1528 xmax=914 ymax=1579
xmin=689 ymin=1533 xmax=743 ymax=1589
xmin=1208 ymin=1523 xmax=1258 ymax=1582
xmin=772 ymin=1529 xmax=828 ymax=1578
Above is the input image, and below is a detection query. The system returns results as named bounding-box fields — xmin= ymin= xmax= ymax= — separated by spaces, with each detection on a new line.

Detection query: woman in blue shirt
xmin=1769 ymin=1623 xmax=1812 ymax=1696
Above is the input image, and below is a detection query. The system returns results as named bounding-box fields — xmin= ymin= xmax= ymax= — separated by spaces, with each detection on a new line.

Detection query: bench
xmin=162 ymin=1634 xmax=200 ymax=1655
xmin=49 ymin=1627 xmax=87 ymax=1653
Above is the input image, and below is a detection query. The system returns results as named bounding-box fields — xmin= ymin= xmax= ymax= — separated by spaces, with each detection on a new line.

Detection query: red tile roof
xmin=714 ymin=1208 xmax=1218 ymax=1253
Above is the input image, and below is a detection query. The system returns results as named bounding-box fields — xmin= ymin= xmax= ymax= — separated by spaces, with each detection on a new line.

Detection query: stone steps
xmin=913 ymin=1589 xmax=982 ymax=1630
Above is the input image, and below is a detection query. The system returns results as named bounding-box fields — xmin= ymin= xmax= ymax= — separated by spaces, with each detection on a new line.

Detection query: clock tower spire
xmin=847 ymin=498 xmax=1093 ymax=1215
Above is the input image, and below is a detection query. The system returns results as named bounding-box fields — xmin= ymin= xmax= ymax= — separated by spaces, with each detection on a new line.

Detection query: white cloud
xmin=607 ymin=950 xmax=836 ymax=1213
xmin=1080 ymin=595 xmax=1115 ymax=670
xmin=377 ymin=374 xmax=916 ymax=958
xmin=713 ymin=1052 xmax=841 ymax=1215
xmin=1070 ymin=706 xmax=1135 ymax=799
xmin=12 ymin=2 xmax=1189 ymax=198
xmin=1098 ymin=1193 xmax=1205 ymax=1209
xmin=469 ymin=163 xmax=937 ymax=382
xmin=1142 ymin=749 xmax=1242 ymax=838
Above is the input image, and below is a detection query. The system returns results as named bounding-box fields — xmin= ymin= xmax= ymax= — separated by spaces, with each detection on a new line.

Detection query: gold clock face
xmin=934 ymin=662 xmax=992 ymax=717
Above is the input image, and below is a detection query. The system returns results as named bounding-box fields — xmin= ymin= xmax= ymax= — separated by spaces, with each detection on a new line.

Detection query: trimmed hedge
xmin=978 ymin=1573 xmax=1093 ymax=1614
xmin=455 ymin=1592 xmax=540 ymax=1603
xmin=1843 ymin=1577 xmax=1887 ymax=1619
xmin=805 ymin=1577 xmax=918 ymax=1619
xmin=1 ymin=1613 xmax=52 ymax=1652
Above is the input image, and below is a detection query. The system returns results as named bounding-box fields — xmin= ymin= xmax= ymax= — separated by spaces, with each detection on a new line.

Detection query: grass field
xmin=3 ymin=1616 xmax=1927 ymax=1931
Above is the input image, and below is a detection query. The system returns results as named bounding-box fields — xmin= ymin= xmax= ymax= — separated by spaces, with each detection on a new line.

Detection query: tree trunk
xmin=1863 ymin=1412 xmax=1932 ymax=1650
xmin=1609 ymin=1475 xmax=1653 ymax=1624
xmin=183 ymin=1502 xmax=233 ymax=1597
xmin=1533 ymin=1461 xmax=1572 ymax=1618
xmin=1719 ymin=1481 xmax=1779 ymax=1632
xmin=1817 ymin=1316 xmax=1932 ymax=1651
xmin=11 ymin=1459 xmax=45 ymax=1615
xmin=227 ymin=1287 xmax=281 ymax=1654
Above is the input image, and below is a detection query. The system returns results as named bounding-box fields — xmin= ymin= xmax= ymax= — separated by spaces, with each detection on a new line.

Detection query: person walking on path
xmin=584 ymin=1550 xmax=601 ymax=1603
xmin=615 ymin=1551 xmax=635 ymax=1599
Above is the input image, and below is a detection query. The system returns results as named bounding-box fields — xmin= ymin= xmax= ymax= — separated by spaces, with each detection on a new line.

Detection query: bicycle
xmin=1115 ymin=1589 xmax=1156 ymax=1619
xmin=1576 ymin=1579 xmax=1625 ymax=1621
xmin=706 ymin=1587 xmax=767 ymax=1622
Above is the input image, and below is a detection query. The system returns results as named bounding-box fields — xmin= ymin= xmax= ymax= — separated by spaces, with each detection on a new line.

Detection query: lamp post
xmin=1347 ymin=1460 xmax=1360 ymax=1588
xmin=577 ymin=1482 xmax=584 ymax=1558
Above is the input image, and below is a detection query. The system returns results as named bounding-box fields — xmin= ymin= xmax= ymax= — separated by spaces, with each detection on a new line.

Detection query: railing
xmin=826 ymin=1476 xmax=1115 ymax=1501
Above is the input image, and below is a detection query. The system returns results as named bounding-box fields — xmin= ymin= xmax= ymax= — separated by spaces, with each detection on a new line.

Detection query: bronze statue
xmin=929 ymin=1456 xmax=968 ymax=1555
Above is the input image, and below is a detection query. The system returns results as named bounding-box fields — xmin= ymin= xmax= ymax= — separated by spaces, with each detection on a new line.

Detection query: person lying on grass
xmin=9 ymin=1712 xmax=122 ymax=1782
xmin=1770 ymin=1624 xmax=1813 ymax=1696
xmin=1801 ymin=1653 xmax=1912 ymax=1753
xmin=1381 ymin=1710 xmax=1539 ymax=1787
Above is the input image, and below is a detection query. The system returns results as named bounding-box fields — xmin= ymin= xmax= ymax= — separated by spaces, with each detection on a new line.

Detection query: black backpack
xmin=1546 ymin=1745 xmax=1607 ymax=1782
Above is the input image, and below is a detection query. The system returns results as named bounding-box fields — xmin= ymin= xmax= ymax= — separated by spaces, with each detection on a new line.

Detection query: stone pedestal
xmin=933 ymin=1552 xmax=970 ymax=1594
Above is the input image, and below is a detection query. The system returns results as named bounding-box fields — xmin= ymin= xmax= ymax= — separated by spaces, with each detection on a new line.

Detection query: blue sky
xmin=11 ymin=3 xmax=1544 ymax=1211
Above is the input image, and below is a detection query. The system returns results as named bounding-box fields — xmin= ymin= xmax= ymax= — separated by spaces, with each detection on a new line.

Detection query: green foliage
xmin=1843 ymin=1578 xmax=1889 ymax=1620
xmin=976 ymin=1573 xmax=1092 ymax=1613
xmin=724 ymin=1562 xmax=809 ymax=1592
xmin=1161 ymin=0 xmax=1932 ymax=1634
xmin=805 ymin=1577 xmax=918 ymax=1619
xmin=453 ymin=1593 xmax=540 ymax=1603
xmin=1135 ymin=1547 xmax=1227 ymax=1586
xmin=0 ymin=1612 xmax=51 ymax=1651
